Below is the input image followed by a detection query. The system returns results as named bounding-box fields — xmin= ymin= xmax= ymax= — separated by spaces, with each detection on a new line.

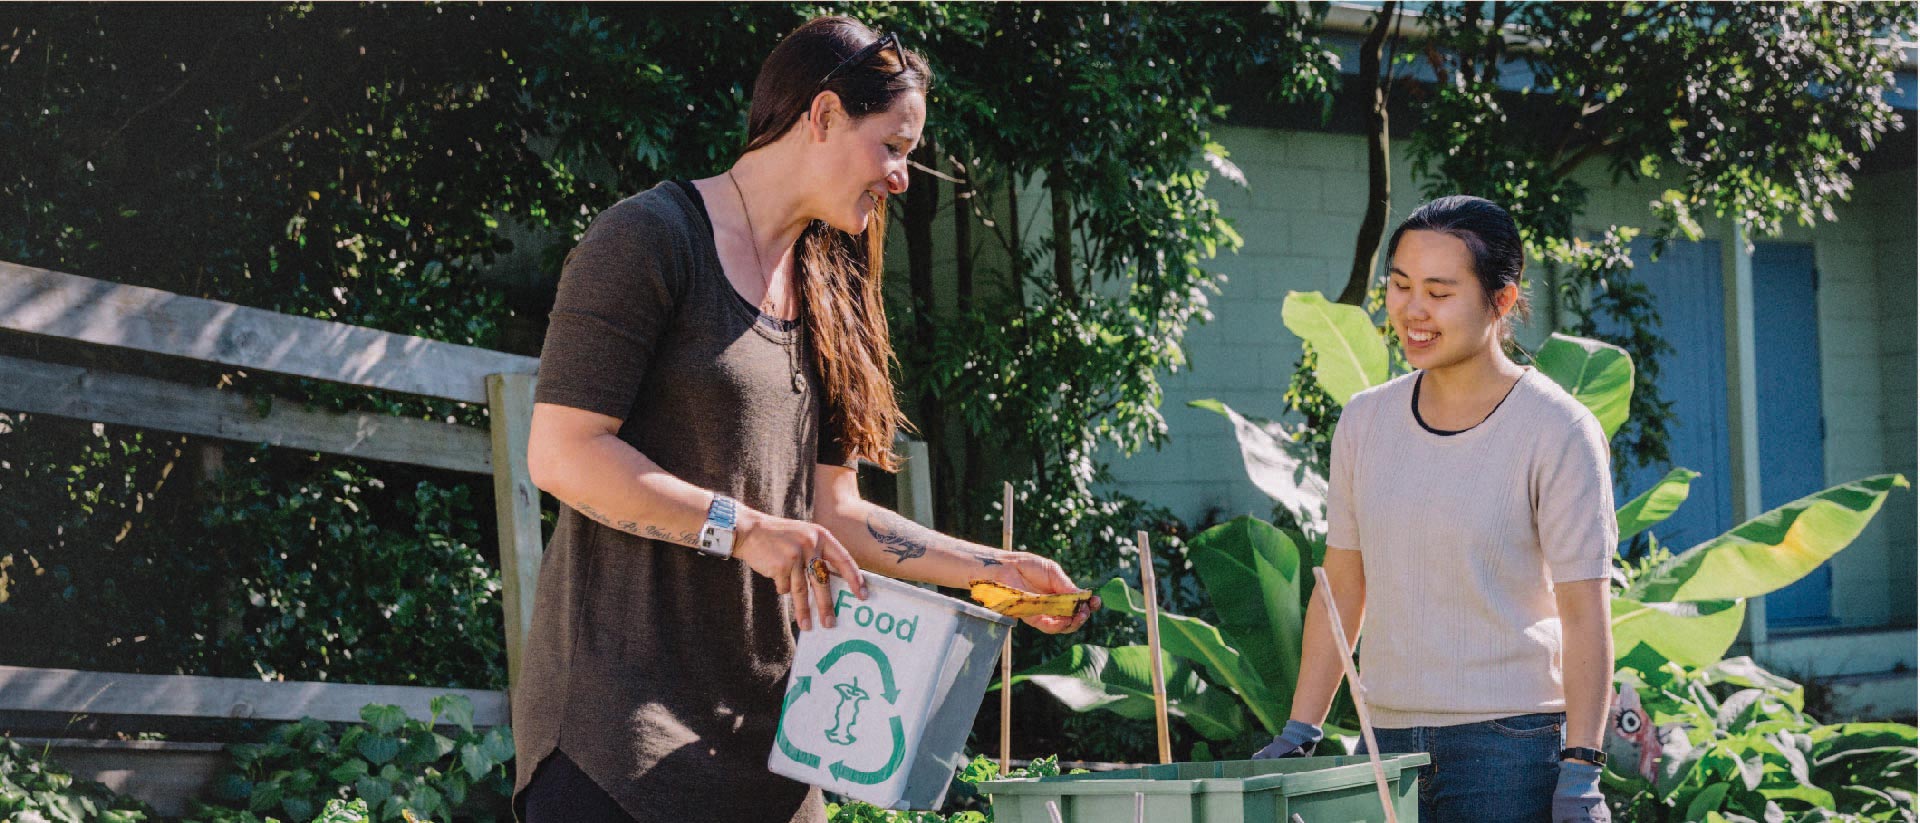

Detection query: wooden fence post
xmin=894 ymin=436 xmax=934 ymax=528
xmin=487 ymin=373 xmax=542 ymax=694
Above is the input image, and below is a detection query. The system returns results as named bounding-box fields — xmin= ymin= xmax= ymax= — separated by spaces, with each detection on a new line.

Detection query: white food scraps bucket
xmin=768 ymin=571 xmax=1015 ymax=810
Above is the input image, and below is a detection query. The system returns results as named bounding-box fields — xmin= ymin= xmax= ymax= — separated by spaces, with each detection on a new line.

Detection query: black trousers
xmin=520 ymin=750 xmax=637 ymax=823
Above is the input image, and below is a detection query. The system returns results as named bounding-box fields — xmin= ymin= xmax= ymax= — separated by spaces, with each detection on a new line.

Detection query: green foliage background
xmin=0 ymin=3 xmax=1336 ymax=765
xmin=0 ymin=1 xmax=1910 ymax=779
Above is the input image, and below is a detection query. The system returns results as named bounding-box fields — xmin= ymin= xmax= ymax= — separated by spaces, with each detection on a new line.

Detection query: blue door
xmin=1597 ymin=240 xmax=1735 ymax=557
xmin=1754 ymin=243 xmax=1831 ymax=627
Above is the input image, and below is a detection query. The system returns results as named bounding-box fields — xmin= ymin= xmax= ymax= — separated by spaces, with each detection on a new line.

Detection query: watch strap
xmin=1558 ymin=746 xmax=1607 ymax=766
xmin=697 ymin=494 xmax=738 ymax=557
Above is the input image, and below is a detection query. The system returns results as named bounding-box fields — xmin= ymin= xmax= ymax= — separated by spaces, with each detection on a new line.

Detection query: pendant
xmin=791 ymin=370 xmax=805 ymax=393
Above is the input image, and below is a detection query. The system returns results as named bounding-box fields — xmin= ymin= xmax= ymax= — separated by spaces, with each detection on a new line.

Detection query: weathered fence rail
xmin=0 ymin=666 xmax=511 ymax=727
xmin=0 ymin=261 xmax=541 ymax=812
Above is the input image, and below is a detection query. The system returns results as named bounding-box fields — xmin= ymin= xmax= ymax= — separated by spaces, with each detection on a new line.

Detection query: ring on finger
xmin=808 ymin=556 xmax=830 ymax=587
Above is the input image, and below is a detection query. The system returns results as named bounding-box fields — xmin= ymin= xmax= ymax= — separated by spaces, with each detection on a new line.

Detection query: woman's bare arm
xmin=527 ymin=402 xmax=867 ymax=629
xmin=527 ymin=403 xmax=713 ymax=545
xmin=811 ymin=463 xmax=1096 ymax=635
xmin=1287 ymin=546 xmax=1367 ymax=725
xmin=1554 ymin=577 xmax=1614 ymax=751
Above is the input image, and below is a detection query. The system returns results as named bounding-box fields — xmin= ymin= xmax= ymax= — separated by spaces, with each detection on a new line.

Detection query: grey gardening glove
xmin=1552 ymin=760 xmax=1610 ymax=823
xmin=1251 ymin=719 xmax=1323 ymax=759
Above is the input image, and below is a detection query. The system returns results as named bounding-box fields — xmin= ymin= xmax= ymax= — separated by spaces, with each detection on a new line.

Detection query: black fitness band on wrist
xmin=1558 ymin=746 xmax=1607 ymax=766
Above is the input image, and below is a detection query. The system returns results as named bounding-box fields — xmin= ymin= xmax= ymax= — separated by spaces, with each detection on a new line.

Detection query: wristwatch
xmin=697 ymin=494 xmax=738 ymax=558
xmin=1558 ymin=746 xmax=1607 ymax=766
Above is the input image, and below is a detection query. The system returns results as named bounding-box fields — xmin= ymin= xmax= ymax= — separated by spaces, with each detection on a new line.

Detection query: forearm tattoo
xmin=864 ymin=509 xmax=1002 ymax=567
xmin=867 ymin=510 xmax=928 ymax=563
xmin=574 ymin=502 xmax=698 ymax=546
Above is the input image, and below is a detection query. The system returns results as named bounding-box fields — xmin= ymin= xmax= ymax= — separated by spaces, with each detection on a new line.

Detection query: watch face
xmin=699 ymin=523 xmax=734 ymax=557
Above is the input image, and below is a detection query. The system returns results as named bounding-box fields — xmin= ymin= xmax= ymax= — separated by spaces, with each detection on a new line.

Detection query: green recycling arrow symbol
xmin=775 ymin=676 xmax=820 ymax=768
xmin=828 ymin=716 xmax=905 ymax=785
xmin=816 ymin=639 xmax=900 ymax=703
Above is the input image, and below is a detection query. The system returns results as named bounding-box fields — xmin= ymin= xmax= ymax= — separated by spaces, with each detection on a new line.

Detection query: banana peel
xmin=968 ymin=579 xmax=1094 ymax=618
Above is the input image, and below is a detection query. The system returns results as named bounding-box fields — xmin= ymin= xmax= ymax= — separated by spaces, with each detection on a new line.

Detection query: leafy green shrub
xmin=190 ymin=797 xmax=373 ymax=823
xmin=188 ymin=458 xmax=506 ymax=689
xmin=187 ymin=696 xmax=513 ymax=823
xmin=1606 ymin=655 xmax=1917 ymax=822
xmin=0 ymin=737 xmax=154 ymax=823
xmin=0 ymin=420 xmax=507 ymax=692
xmin=0 ymin=1 xmax=548 ymax=684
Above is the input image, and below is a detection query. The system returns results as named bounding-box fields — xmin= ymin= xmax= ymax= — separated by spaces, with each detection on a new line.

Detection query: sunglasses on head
xmin=818 ymin=32 xmax=902 ymax=88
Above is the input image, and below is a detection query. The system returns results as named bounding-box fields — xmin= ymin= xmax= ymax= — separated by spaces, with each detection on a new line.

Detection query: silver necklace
xmin=726 ymin=170 xmax=805 ymax=394
xmin=726 ymin=169 xmax=779 ymax=316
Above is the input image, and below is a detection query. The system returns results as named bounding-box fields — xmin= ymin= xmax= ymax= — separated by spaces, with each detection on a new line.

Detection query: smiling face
xmin=812 ymin=90 xmax=924 ymax=235
xmin=1386 ymin=229 xmax=1515 ymax=371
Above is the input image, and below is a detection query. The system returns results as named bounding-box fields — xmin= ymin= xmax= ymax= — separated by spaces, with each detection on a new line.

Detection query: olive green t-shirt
xmin=512 ymin=180 xmax=846 ymax=822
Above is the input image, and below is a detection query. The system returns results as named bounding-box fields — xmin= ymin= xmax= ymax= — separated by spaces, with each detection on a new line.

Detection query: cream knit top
xmin=1326 ymin=368 xmax=1617 ymax=728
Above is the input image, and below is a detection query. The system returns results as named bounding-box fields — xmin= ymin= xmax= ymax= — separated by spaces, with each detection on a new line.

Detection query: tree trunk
xmin=954 ymin=158 xmax=983 ymax=530
xmin=955 ymin=163 xmax=975 ymax=313
xmin=1008 ymin=175 xmax=1025 ymax=308
xmin=1338 ymin=1 xmax=1398 ymax=306
xmin=904 ymin=143 xmax=942 ymax=527
xmin=1049 ymin=160 xmax=1076 ymax=302
xmin=197 ymin=442 xmax=242 ymax=649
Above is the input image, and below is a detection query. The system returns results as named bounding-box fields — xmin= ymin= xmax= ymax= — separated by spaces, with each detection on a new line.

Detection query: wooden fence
xmin=0 ymin=261 xmax=933 ymax=811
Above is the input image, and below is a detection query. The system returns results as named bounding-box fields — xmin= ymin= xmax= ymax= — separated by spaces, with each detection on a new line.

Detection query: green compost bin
xmin=977 ymin=754 xmax=1429 ymax=823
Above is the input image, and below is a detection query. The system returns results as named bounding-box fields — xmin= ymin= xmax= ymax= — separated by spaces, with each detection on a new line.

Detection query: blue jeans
xmin=1357 ymin=712 xmax=1564 ymax=823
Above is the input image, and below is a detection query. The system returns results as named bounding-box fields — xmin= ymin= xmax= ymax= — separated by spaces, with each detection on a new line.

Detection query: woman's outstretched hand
xmin=982 ymin=553 xmax=1099 ymax=634
xmin=734 ymin=509 xmax=867 ymax=631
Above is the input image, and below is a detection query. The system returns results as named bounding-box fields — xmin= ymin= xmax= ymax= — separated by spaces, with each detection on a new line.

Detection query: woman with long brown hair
xmin=512 ymin=16 xmax=1096 ymax=823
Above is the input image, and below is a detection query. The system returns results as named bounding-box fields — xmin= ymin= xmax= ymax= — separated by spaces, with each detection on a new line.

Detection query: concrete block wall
xmin=1865 ymin=171 xmax=1917 ymax=626
xmin=1099 ymin=128 xmax=1430 ymax=525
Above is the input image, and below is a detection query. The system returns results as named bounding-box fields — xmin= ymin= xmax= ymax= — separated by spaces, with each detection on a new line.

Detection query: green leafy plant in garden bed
xmin=187 ymin=696 xmax=513 ymax=823
xmin=3 ymin=696 xmax=508 ymax=823
xmin=0 ymin=737 xmax=154 ymax=823
xmin=1017 ymin=291 xmax=1915 ymax=819
xmin=827 ymin=754 xmax=1079 ymax=823
xmin=189 ymin=797 xmax=377 ymax=823
xmin=1604 ymin=654 xmax=1917 ymax=822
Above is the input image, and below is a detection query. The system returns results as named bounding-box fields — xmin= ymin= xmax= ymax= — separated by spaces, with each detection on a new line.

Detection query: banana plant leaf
xmin=1007 ymin=644 xmax=1252 ymax=741
xmin=1625 ymin=474 xmax=1909 ymax=603
xmin=1617 ymin=468 xmax=1700 ymax=543
xmin=1808 ymin=723 xmax=1919 ymax=792
xmin=1533 ymin=333 xmax=1634 ymax=439
xmin=1184 ymin=517 xmax=1307 ymax=731
xmin=1095 ymin=577 xmax=1284 ymax=733
xmin=1696 ymin=657 xmax=1804 ymax=713
xmin=1281 ymin=290 xmax=1387 ymax=406
xmin=1188 ymin=399 xmax=1328 ymax=534
xmin=1611 ymin=597 xmax=1747 ymax=668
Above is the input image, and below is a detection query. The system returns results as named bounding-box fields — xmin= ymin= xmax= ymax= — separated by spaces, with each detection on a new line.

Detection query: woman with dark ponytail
xmin=514 ymin=17 xmax=1096 ymax=822
xmin=1254 ymin=196 xmax=1615 ymax=823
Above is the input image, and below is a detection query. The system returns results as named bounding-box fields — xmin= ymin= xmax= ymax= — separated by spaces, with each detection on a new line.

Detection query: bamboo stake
xmin=999 ymin=481 xmax=1015 ymax=776
xmin=1312 ymin=567 xmax=1399 ymax=823
xmin=1136 ymin=530 xmax=1173 ymax=764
